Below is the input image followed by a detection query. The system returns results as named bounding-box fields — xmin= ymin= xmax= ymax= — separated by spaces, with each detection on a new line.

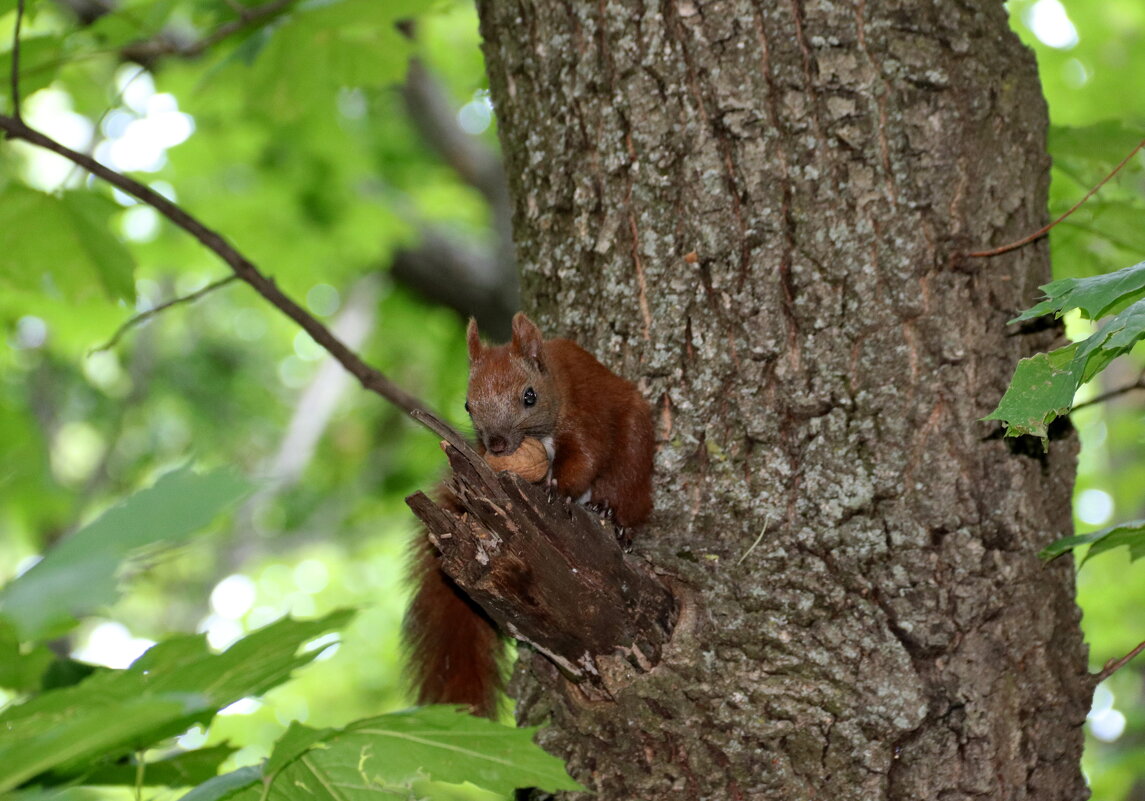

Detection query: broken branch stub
xmin=405 ymin=440 xmax=677 ymax=692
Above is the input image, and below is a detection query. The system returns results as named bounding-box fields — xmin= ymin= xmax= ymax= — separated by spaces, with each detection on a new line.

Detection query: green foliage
xmin=0 ymin=186 xmax=136 ymax=303
xmin=1 ymin=0 xmax=1138 ymax=795
xmin=983 ymin=344 xmax=1079 ymax=440
xmin=0 ymin=2 xmax=572 ymax=797
xmin=0 ymin=475 xmax=575 ymax=799
xmin=0 ymin=605 xmax=352 ymax=791
xmin=1040 ymin=519 xmax=1145 ymax=564
xmin=246 ymin=0 xmax=418 ymax=120
xmin=987 ymin=261 xmax=1145 ymax=438
xmin=0 ymin=0 xmax=479 ymax=658
xmin=182 ymin=709 xmax=583 ymax=800
xmin=1009 ymin=2 xmax=1145 ymax=797
xmin=1014 ymin=260 xmax=1145 ymax=323
xmin=0 ymin=464 xmax=249 ymax=640
xmin=66 ymin=743 xmax=240 ymax=787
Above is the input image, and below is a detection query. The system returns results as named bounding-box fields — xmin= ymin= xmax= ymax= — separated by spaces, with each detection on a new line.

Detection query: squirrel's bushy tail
xmin=402 ymin=513 xmax=504 ymax=718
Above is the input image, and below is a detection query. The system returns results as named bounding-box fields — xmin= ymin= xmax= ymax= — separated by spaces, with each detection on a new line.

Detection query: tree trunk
xmin=474 ymin=1 xmax=1091 ymax=798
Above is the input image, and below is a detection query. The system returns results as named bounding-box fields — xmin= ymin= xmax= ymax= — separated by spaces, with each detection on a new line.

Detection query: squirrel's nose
xmin=488 ymin=436 xmax=508 ymax=454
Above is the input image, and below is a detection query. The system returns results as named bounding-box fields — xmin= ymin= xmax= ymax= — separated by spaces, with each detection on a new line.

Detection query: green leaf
xmin=982 ymin=344 xmax=1078 ymax=439
xmin=0 ymin=692 xmax=210 ymax=791
xmin=134 ymin=609 xmax=354 ymax=705
xmin=222 ymin=706 xmax=582 ymax=800
xmin=0 ymin=464 xmax=250 ymax=641
xmin=178 ymin=765 xmax=263 ymax=801
xmin=1071 ymin=298 xmax=1145 ymax=384
xmin=247 ymin=0 xmax=427 ymax=119
xmin=1040 ymin=520 xmax=1145 ymax=564
xmin=0 ymin=187 xmax=136 ymax=304
xmin=343 ymin=707 xmax=582 ymax=794
xmin=264 ymin=721 xmax=336 ymax=777
xmin=84 ymin=0 xmax=181 ymax=53
xmin=1012 ymin=260 xmax=1145 ymax=322
xmin=1049 ymin=123 xmax=1145 ymax=172
xmin=1063 ymin=201 xmax=1145 ymax=255
xmin=44 ymin=743 xmax=239 ymax=787
xmin=0 ymin=35 xmax=62 ymax=111
xmin=0 ymin=611 xmax=353 ymax=792
xmin=0 ymin=617 xmax=53 ymax=691
xmin=0 ymin=788 xmax=97 ymax=801
xmin=40 ymin=657 xmax=100 ymax=691
xmin=991 ymin=268 xmax=1145 ymax=439
xmin=408 ymin=779 xmax=507 ymax=801
xmin=60 ymin=191 xmax=138 ymax=303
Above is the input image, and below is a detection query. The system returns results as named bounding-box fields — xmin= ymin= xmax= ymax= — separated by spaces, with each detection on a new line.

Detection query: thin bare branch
xmin=0 ymin=112 xmax=433 ymax=422
xmin=1095 ymin=638 xmax=1145 ymax=684
xmin=1071 ymin=370 xmax=1145 ymax=413
xmin=120 ymin=0 xmax=295 ymax=63
xmin=191 ymin=0 xmax=294 ymax=56
xmin=89 ymin=275 xmax=239 ymax=355
xmin=11 ymin=0 xmax=26 ymax=121
xmin=965 ymin=138 xmax=1145 ymax=259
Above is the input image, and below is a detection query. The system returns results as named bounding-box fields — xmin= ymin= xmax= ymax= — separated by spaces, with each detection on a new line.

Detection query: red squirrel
xmin=402 ymin=312 xmax=655 ymax=716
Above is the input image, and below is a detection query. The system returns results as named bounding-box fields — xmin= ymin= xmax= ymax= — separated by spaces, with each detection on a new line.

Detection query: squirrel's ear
xmin=466 ymin=318 xmax=483 ymax=361
xmin=511 ymin=312 xmax=544 ymax=364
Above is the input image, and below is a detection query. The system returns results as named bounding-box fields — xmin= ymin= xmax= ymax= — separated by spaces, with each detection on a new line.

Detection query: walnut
xmin=484 ymin=437 xmax=550 ymax=483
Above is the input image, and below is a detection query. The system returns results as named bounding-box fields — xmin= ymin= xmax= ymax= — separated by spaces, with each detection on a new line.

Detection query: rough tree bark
xmin=473 ymin=1 xmax=1091 ymax=799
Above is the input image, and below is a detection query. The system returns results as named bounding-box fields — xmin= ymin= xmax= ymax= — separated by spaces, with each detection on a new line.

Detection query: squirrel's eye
xmin=523 ymin=387 xmax=537 ymax=407
xmin=464 ymin=401 xmax=471 ymax=413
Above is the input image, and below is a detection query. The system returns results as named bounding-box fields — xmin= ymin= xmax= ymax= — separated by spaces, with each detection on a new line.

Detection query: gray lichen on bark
xmin=476 ymin=1 xmax=1090 ymax=798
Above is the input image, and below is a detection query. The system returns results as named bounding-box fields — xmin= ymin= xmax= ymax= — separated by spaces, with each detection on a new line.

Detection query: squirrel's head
xmin=465 ymin=312 xmax=559 ymax=456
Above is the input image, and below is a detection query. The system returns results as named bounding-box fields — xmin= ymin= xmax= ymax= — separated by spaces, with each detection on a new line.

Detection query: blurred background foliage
xmin=0 ymin=0 xmax=500 ymax=780
xmin=0 ymin=0 xmax=1142 ymax=797
xmin=1009 ymin=0 xmax=1145 ymax=797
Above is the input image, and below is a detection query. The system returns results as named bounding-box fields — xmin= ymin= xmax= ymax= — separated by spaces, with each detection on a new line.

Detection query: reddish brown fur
xmin=542 ymin=338 xmax=654 ymax=527
xmin=467 ymin=313 xmax=654 ymax=527
xmin=402 ymin=491 xmax=504 ymax=718
xmin=402 ymin=313 xmax=654 ymax=716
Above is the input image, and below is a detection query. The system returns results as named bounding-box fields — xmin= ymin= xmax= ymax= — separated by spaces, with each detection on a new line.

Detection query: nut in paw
xmin=484 ymin=436 xmax=550 ymax=483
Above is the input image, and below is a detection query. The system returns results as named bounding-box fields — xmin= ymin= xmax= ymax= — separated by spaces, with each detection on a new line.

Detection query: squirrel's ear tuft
xmin=510 ymin=312 xmax=544 ymax=364
xmin=466 ymin=318 xmax=483 ymax=361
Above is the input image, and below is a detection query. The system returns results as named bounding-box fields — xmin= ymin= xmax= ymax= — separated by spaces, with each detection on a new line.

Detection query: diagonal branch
xmin=0 ymin=112 xmax=432 ymax=421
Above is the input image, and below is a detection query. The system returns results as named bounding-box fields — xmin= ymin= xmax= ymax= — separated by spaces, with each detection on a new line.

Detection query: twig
xmin=14 ymin=0 xmax=292 ymax=83
xmin=0 ymin=112 xmax=432 ymax=422
xmin=120 ymin=0 xmax=295 ymax=63
xmin=965 ymin=138 xmax=1145 ymax=259
xmin=736 ymin=516 xmax=769 ymax=565
xmin=89 ymin=275 xmax=239 ymax=355
xmin=191 ymin=0 xmax=293 ymax=56
xmin=1071 ymin=370 xmax=1145 ymax=413
xmin=11 ymin=0 xmax=25 ymax=121
xmin=1094 ymin=638 xmax=1145 ymax=684
xmin=58 ymin=65 xmax=148 ymax=190
xmin=410 ymin=408 xmax=477 ymax=459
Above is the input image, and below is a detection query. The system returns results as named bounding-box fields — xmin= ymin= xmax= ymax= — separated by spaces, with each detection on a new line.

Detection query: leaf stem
xmin=966 ymin=138 xmax=1145 ymax=259
xmin=1071 ymin=369 xmax=1145 ymax=413
xmin=134 ymin=750 xmax=145 ymax=801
